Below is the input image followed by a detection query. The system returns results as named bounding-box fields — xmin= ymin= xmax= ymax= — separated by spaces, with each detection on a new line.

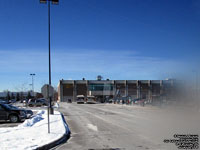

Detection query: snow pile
xmin=19 ymin=110 xmax=45 ymax=127
xmin=53 ymin=102 xmax=59 ymax=108
xmin=0 ymin=110 xmax=67 ymax=150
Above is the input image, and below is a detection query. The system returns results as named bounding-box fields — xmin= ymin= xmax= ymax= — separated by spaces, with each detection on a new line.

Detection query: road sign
xmin=41 ymin=84 xmax=54 ymax=99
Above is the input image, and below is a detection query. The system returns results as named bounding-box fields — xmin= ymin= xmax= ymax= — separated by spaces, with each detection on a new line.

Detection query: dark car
xmin=24 ymin=109 xmax=33 ymax=118
xmin=0 ymin=103 xmax=27 ymax=123
xmin=8 ymin=99 xmax=16 ymax=104
xmin=67 ymin=99 xmax=72 ymax=103
xmin=7 ymin=104 xmax=33 ymax=119
xmin=0 ymin=99 xmax=8 ymax=104
xmin=28 ymin=98 xmax=48 ymax=107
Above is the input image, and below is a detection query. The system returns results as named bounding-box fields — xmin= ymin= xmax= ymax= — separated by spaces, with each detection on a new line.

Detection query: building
xmin=58 ymin=78 xmax=176 ymax=103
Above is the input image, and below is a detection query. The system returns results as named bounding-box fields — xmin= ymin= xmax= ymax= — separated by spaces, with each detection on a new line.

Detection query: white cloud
xmin=0 ymin=48 xmax=196 ymax=91
xmin=0 ymin=50 xmax=184 ymax=76
xmin=0 ymin=49 xmax=186 ymax=80
xmin=51 ymin=49 xmax=185 ymax=79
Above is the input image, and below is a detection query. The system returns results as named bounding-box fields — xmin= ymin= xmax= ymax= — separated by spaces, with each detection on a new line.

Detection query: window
xmin=88 ymin=84 xmax=113 ymax=91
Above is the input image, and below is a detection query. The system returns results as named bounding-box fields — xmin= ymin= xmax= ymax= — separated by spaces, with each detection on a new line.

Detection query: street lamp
xmin=30 ymin=73 xmax=36 ymax=97
xmin=192 ymin=71 xmax=198 ymax=100
xmin=40 ymin=0 xmax=58 ymax=112
xmin=40 ymin=0 xmax=59 ymax=133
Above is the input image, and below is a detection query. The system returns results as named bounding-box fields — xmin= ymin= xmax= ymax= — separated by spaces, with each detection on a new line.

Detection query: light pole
xmin=40 ymin=0 xmax=59 ymax=133
xmin=30 ymin=73 xmax=36 ymax=97
xmin=192 ymin=71 xmax=198 ymax=99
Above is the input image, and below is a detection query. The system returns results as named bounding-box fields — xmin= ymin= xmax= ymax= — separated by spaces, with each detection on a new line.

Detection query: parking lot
xmin=57 ymin=102 xmax=200 ymax=150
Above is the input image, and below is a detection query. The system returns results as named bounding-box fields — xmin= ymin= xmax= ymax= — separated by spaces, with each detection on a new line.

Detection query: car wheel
xmin=9 ymin=115 xmax=19 ymax=123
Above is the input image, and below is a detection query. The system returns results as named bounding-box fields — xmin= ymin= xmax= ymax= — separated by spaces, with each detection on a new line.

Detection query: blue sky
xmin=0 ymin=0 xmax=200 ymax=92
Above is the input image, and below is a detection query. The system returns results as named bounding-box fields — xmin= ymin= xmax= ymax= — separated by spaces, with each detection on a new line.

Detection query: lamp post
xmin=40 ymin=0 xmax=59 ymax=133
xmin=30 ymin=73 xmax=36 ymax=97
xmin=192 ymin=71 xmax=198 ymax=100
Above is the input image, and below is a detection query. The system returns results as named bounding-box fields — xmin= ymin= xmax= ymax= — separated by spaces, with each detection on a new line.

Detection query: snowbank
xmin=0 ymin=110 xmax=67 ymax=150
xmin=53 ymin=102 xmax=59 ymax=108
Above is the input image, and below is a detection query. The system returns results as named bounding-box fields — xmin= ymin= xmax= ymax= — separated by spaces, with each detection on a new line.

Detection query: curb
xmin=36 ymin=113 xmax=71 ymax=150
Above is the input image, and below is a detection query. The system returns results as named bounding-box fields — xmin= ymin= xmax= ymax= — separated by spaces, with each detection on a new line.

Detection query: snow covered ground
xmin=0 ymin=110 xmax=68 ymax=150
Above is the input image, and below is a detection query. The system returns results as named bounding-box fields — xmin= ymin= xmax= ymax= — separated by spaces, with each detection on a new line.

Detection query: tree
xmin=16 ymin=93 xmax=20 ymax=101
xmin=27 ymin=91 xmax=32 ymax=99
xmin=20 ymin=92 xmax=24 ymax=100
xmin=14 ymin=82 xmax=29 ymax=93
xmin=35 ymin=93 xmax=43 ymax=99
xmin=6 ymin=91 xmax=11 ymax=100
xmin=11 ymin=93 xmax=15 ymax=99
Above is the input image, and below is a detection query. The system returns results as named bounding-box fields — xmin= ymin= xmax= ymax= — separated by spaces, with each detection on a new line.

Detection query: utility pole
xmin=30 ymin=73 xmax=36 ymax=97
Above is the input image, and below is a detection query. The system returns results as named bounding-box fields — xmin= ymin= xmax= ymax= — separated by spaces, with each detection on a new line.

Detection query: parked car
xmin=0 ymin=99 xmax=8 ymax=104
xmin=28 ymin=99 xmax=48 ymax=107
xmin=24 ymin=109 xmax=33 ymax=119
xmin=86 ymin=99 xmax=96 ymax=104
xmin=21 ymin=99 xmax=27 ymax=103
xmin=37 ymin=98 xmax=48 ymax=106
xmin=86 ymin=96 xmax=96 ymax=104
xmin=8 ymin=99 xmax=16 ymax=104
xmin=67 ymin=99 xmax=72 ymax=103
xmin=0 ymin=103 xmax=26 ymax=123
xmin=77 ymin=98 xmax=85 ymax=104
xmin=108 ymin=99 xmax=114 ymax=103
xmin=133 ymin=98 xmax=140 ymax=104
xmin=8 ymin=104 xmax=33 ymax=119
xmin=76 ymin=95 xmax=85 ymax=104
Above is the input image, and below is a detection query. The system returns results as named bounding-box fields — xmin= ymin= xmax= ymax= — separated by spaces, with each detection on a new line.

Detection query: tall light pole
xmin=192 ymin=71 xmax=198 ymax=99
xmin=40 ymin=0 xmax=59 ymax=133
xmin=30 ymin=73 xmax=36 ymax=97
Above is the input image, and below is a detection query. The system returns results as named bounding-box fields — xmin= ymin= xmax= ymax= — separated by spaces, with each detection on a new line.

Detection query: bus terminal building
xmin=58 ymin=78 xmax=177 ymax=103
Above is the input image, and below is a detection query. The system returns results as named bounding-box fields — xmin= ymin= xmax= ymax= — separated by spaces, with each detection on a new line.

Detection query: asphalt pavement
xmin=55 ymin=103 xmax=200 ymax=150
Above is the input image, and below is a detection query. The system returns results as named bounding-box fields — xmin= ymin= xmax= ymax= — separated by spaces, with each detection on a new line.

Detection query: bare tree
xmin=14 ymin=82 xmax=29 ymax=93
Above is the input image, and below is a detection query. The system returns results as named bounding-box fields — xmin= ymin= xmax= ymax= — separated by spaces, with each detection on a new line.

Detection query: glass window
xmin=88 ymin=84 xmax=113 ymax=91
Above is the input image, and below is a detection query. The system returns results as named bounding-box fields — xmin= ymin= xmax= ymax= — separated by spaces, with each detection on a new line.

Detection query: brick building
xmin=58 ymin=78 xmax=176 ymax=103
